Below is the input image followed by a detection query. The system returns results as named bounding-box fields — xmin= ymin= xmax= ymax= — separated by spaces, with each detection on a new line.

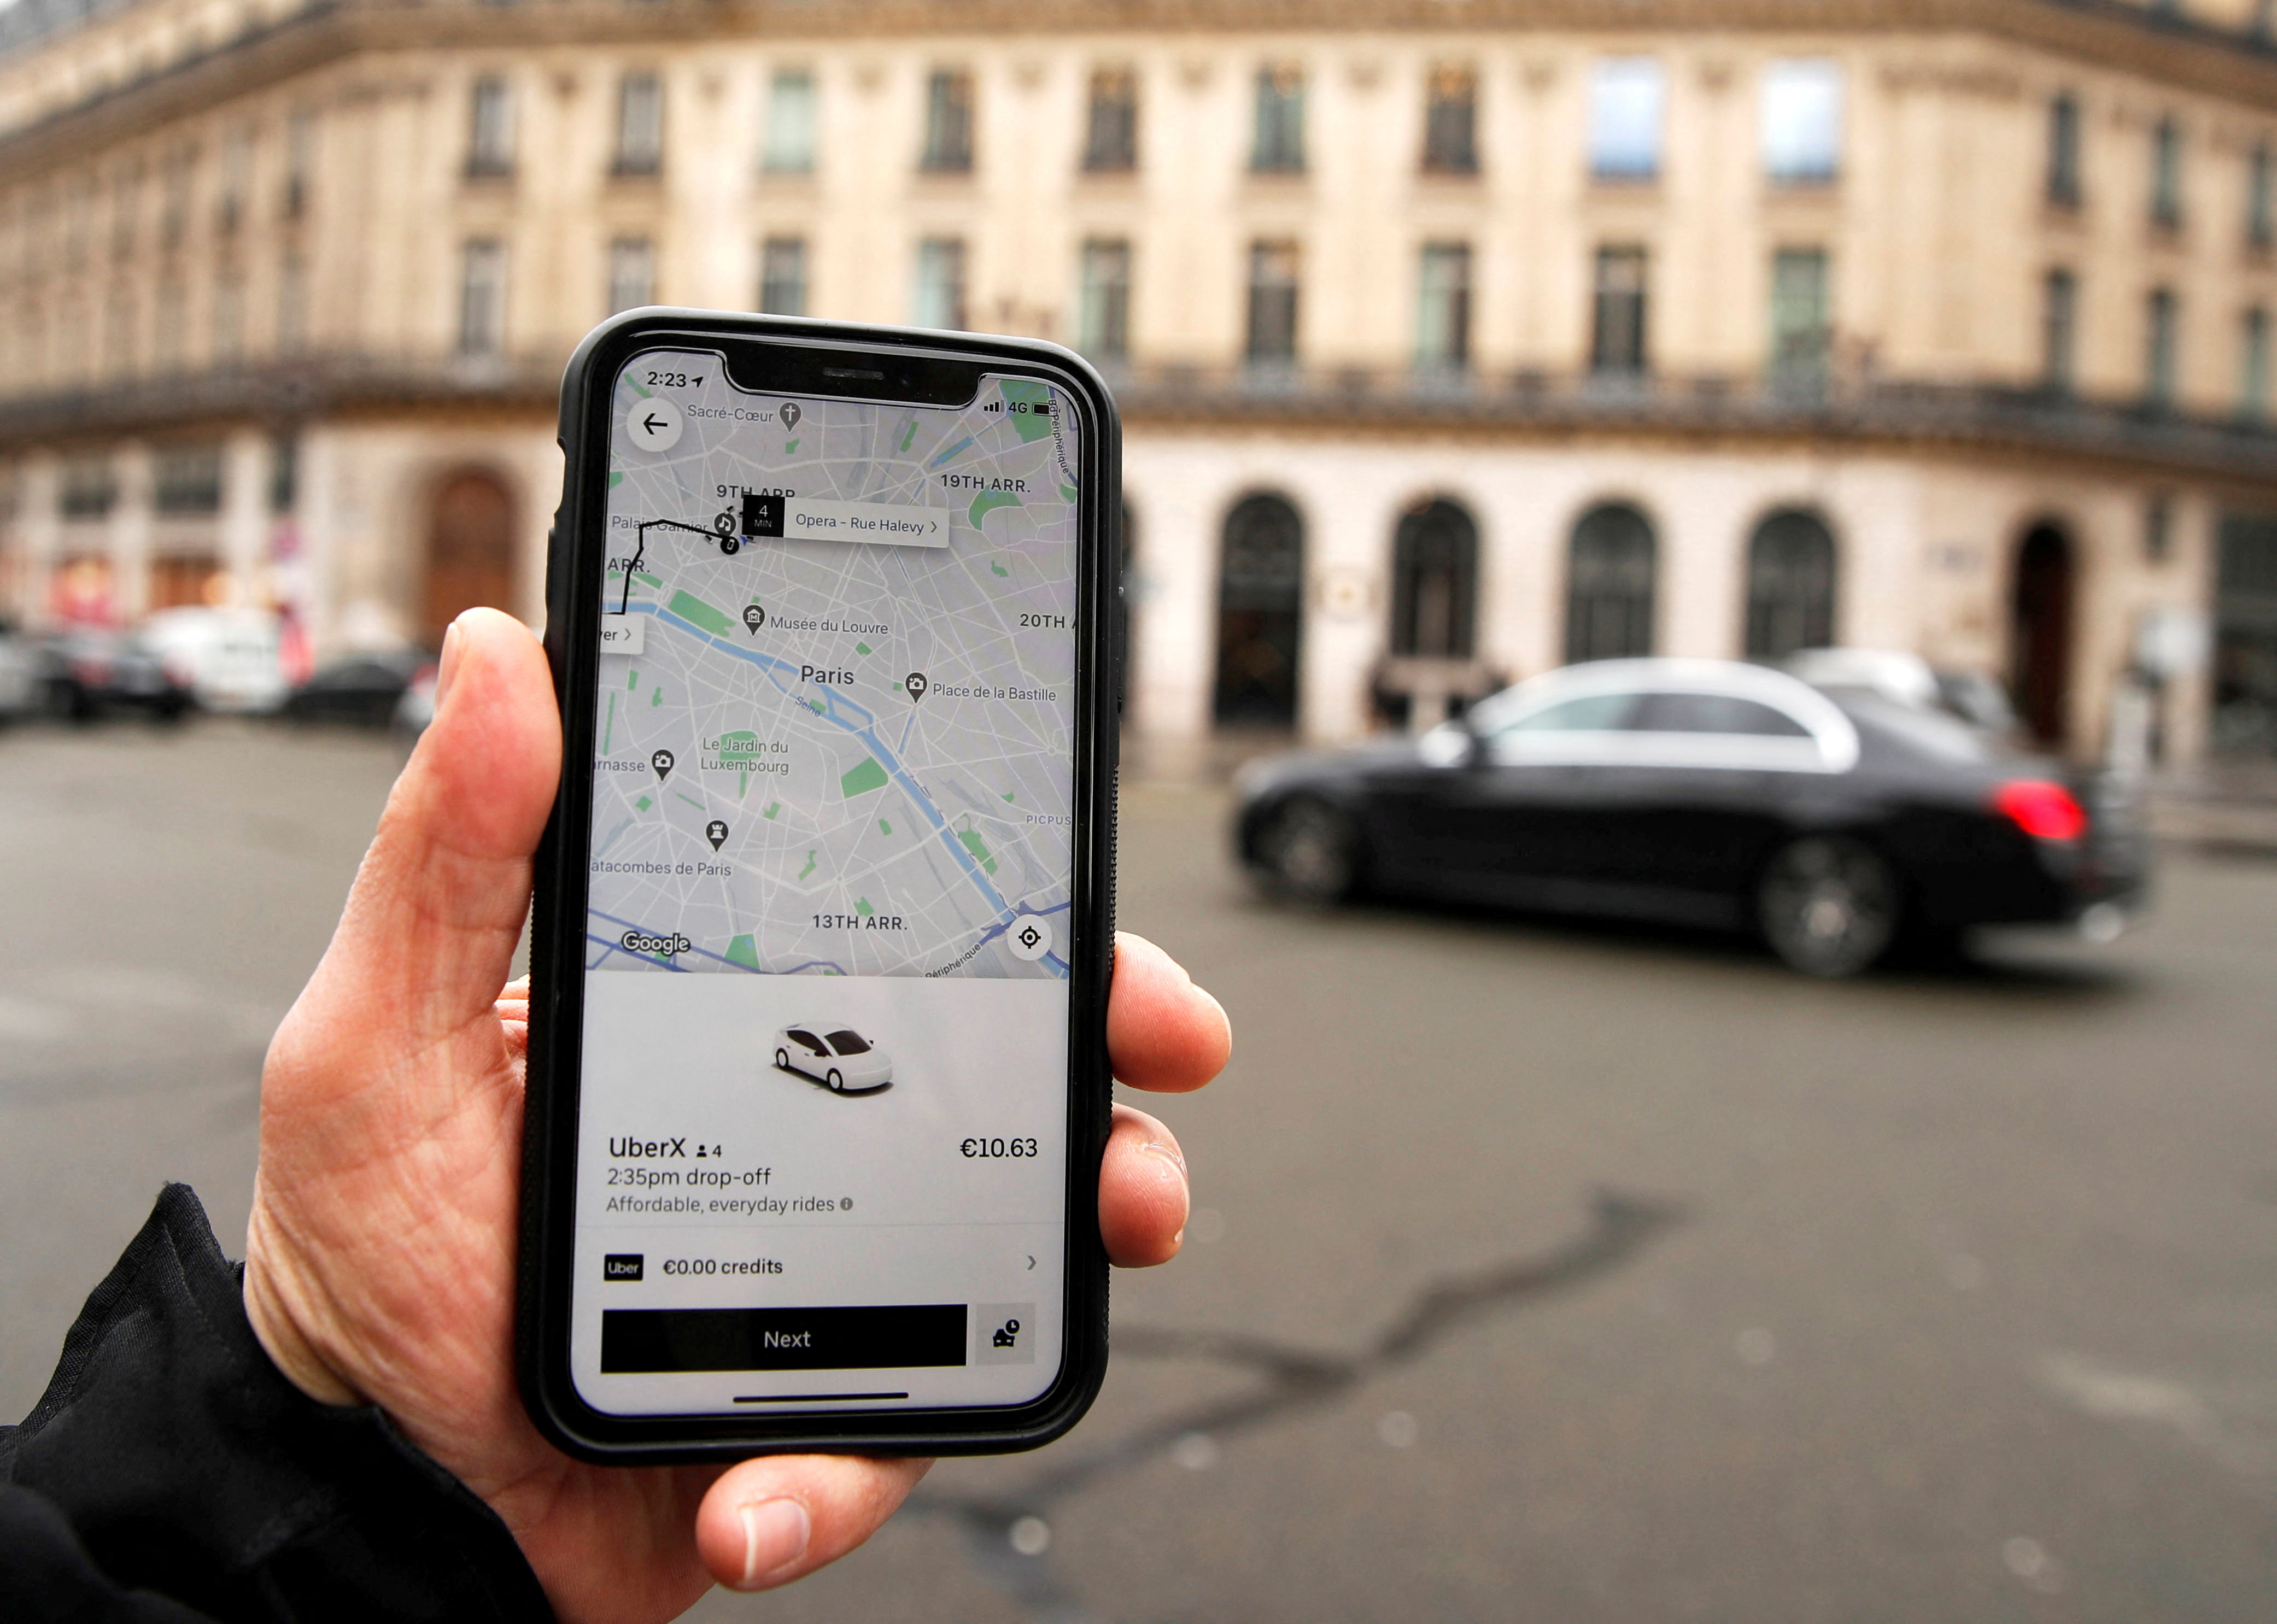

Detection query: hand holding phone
xmin=241 ymin=601 xmax=1228 ymax=1610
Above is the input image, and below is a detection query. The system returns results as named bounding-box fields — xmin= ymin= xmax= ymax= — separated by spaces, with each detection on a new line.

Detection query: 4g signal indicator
xmin=983 ymin=398 xmax=1052 ymax=415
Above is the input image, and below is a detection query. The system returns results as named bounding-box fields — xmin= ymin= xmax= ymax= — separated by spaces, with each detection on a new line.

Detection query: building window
xmin=2242 ymin=307 xmax=2270 ymax=422
xmin=2047 ymin=93 xmax=2082 ymax=208
xmin=1415 ymin=243 xmax=1471 ymax=371
xmin=2043 ymin=267 xmax=2078 ymax=395
xmin=1246 ymin=239 xmax=1300 ymax=364
xmin=1745 ymin=510 xmax=1838 ymax=660
xmin=213 ymin=267 xmax=244 ymax=363
xmin=153 ymin=278 xmax=185 ymax=372
xmin=615 ymin=72 xmax=664 ymax=176
xmin=1083 ymin=69 xmax=1138 ymax=173
xmin=160 ymin=147 xmax=192 ymax=247
xmin=1389 ymin=499 xmax=1479 ymax=658
xmin=2145 ymin=286 xmax=2179 ymax=410
xmin=1769 ymin=248 xmax=1831 ymax=396
xmin=1251 ymin=66 xmax=1306 ymax=174
xmin=283 ymin=109 xmax=314 ymax=220
xmin=277 ymin=253 xmax=307 ymax=353
xmin=218 ymin=126 xmax=250 ymax=234
xmin=103 ymin=285 xmax=136 ymax=376
xmin=1566 ymin=502 xmax=1657 ymax=662
xmin=921 ymin=69 xmax=974 ymax=173
xmin=758 ymin=236 xmax=807 ymax=316
xmin=154 ymin=445 xmax=223 ymax=516
xmin=60 ymin=454 xmax=116 ymax=519
xmin=1761 ymin=58 xmax=1841 ymax=184
xmin=607 ymin=237 xmax=654 ymax=314
xmin=913 ymin=237 xmax=966 ymax=329
xmin=110 ymin=160 xmax=141 ymax=258
xmin=763 ymin=69 xmax=816 ymax=174
xmin=2150 ymin=117 xmax=2183 ymax=229
xmin=1421 ymin=66 xmax=1478 ymax=175
xmin=468 ymin=75 xmax=514 ymax=177
xmin=1588 ymin=57 xmax=1665 ymax=182
xmin=2249 ymin=142 xmax=2273 ymax=249
xmin=459 ymin=239 xmax=506 ymax=355
xmin=1590 ymin=245 xmax=1648 ymax=374
xmin=1213 ymin=493 xmax=1305 ymax=726
xmin=1078 ymin=238 xmax=1131 ymax=360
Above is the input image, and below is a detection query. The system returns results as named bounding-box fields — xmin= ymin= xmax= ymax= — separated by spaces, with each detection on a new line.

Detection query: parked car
xmin=139 ymin=607 xmax=288 ymax=714
xmin=0 ymin=620 xmax=42 ymax=722
xmin=1233 ymin=658 xmax=2149 ymax=977
xmin=772 ymin=1024 xmax=893 ymax=1092
xmin=279 ymin=649 xmax=430 ymax=726
xmin=391 ymin=661 xmax=439 ymax=736
xmin=1781 ymin=647 xmax=2020 ymax=736
xmin=36 ymin=628 xmax=195 ymax=723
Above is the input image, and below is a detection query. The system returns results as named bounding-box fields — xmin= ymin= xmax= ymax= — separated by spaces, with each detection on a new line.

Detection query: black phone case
xmin=518 ymin=309 xmax=1121 ymax=1462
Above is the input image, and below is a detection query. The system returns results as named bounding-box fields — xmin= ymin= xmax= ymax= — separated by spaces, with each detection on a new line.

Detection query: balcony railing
xmin=0 ymin=350 xmax=2270 ymax=485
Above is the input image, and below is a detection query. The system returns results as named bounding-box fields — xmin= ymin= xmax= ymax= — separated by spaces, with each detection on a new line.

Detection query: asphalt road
xmin=4 ymin=720 xmax=2275 ymax=1623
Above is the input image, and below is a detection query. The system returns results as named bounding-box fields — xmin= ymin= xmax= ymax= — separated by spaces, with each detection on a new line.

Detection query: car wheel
xmin=775 ymin=1047 xmax=792 ymax=1072
xmin=1757 ymin=835 xmax=1900 ymax=978
xmin=1258 ymin=796 xmax=1361 ymax=904
xmin=826 ymin=1068 xmax=844 ymax=1092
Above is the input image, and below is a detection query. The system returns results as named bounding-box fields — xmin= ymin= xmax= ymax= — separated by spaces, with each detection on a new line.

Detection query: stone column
xmin=111 ymin=442 xmax=153 ymax=623
xmin=18 ymin=452 xmax=60 ymax=626
xmin=220 ymin=429 xmax=268 ymax=608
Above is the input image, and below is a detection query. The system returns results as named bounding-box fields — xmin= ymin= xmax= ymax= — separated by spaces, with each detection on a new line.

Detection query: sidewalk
xmin=2150 ymin=760 xmax=2277 ymax=857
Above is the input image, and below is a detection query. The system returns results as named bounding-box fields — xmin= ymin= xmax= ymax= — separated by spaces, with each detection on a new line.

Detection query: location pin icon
xmin=706 ymin=819 xmax=728 ymax=852
xmin=779 ymin=402 xmax=801 ymax=431
xmin=742 ymin=603 xmax=765 ymax=636
xmin=652 ymin=748 xmax=674 ymax=781
xmin=905 ymin=672 xmax=928 ymax=702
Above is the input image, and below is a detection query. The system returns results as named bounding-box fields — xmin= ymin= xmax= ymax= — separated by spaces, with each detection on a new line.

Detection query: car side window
xmin=787 ymin=1029 xmax=822 ymax=1053
xmin=1635 ymin=691 xmax=1810 ymax=737
xmin=1492 ymin=691 xmax=1643 ymax=736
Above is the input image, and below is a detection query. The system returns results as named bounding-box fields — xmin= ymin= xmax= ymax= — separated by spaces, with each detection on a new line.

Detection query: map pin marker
xmin=779 ymin=402 xmax=800 ymax=431
xmin=652 ymin=748 xmax=674 ymax=781
xmin=705 ymin=819 xmax=728 ymax=851
xmin=742 ymin=604 xmax=765 ymax=636
xmin=905 ymin=671 xmax=928 ymax=702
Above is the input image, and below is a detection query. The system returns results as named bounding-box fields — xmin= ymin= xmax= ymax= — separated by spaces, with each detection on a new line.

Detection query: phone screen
xmin=571 ymin=346 xmax=1082 ymax=1418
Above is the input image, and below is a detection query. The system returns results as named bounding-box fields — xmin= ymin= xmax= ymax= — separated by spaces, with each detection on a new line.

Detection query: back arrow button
xmin=624 ymin=395 xmax=683 ymax=453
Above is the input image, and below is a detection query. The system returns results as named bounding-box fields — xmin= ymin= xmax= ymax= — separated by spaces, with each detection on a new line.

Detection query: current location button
xmin=1005 ymin=914 xmax=1053 ymax=962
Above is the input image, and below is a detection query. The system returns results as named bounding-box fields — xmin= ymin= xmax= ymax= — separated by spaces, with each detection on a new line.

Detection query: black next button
xmin=600 ymin=1305 xmax=966 ymax=1373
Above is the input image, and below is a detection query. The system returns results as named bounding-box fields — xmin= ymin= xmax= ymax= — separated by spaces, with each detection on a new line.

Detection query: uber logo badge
xmin=604 ymin=1254 xmax=645 ymax=1282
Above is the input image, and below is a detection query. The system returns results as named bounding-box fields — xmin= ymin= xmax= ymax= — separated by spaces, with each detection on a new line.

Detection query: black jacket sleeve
xmin=0 ymin=1184 xmax=554 ymax=1623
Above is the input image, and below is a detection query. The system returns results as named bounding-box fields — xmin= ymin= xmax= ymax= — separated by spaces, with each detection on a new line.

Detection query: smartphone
xmin=519 ymin=310 xmax=1120 ymax=1461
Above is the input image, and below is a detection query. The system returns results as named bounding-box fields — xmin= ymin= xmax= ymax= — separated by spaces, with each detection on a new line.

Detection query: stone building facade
xmin=0 ymin=0 xmax=2273 ymax=759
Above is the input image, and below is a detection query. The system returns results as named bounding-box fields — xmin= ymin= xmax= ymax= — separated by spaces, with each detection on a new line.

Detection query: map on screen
xmin=586 ymin=352 xmax=1080 ymax=981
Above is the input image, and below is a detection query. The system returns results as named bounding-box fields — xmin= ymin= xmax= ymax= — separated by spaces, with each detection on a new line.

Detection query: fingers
xmin=1107 ymin=933 xmax=1231 ymax=1095
xmin=1101 ymin=1103 xmax=1189 ymax=1267
xmin=694 ymin=1456 xmax=930 ymax=1593
xmin=292 ymin=611 xmax=560 ymax=1058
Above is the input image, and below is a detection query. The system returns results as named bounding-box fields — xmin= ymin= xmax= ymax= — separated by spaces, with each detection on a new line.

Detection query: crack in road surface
xmin=905 ymin=1189 xmax=1683 ymax=1622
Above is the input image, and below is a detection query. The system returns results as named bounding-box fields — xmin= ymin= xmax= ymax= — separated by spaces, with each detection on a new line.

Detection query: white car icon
xmin=772 ymin=1024 xmax=893 ymax=1092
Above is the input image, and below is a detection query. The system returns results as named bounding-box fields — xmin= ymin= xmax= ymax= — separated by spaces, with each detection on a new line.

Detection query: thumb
xmin=295 ymin=608 xmax=561 ymax=1057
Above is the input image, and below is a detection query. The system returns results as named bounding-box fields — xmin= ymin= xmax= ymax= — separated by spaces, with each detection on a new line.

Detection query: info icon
xmin=1005 ymin=915 xmax=1053 ymax=963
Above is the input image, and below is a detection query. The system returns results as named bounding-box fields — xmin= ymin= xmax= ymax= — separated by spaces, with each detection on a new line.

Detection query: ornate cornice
xmin=2 ymin=0 xmax=2276 ymax=178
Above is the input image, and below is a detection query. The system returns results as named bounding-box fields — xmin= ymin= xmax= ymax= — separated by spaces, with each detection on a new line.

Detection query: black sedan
xmin=1233 ymin=659 xmax=2149 ymax=976
xmin=278 ymin=649 xmax=432 ymax=727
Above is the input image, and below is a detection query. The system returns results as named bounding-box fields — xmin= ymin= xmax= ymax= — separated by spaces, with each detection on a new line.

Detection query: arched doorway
xmin=422 ymin=470 xmax=516 ymax=649
xmin=1213 ymin=493 xmax=1304 ymax=727
xmin=2010 ymin=522 xmax=2076 ymax=746
xmin=1565 ymin=502 xmax=1656 ymax=664
xmin=1744 ymin=509 xmax=1838 ymax=660
xmin=1389 ymin=497 xmax=1479 ymax=658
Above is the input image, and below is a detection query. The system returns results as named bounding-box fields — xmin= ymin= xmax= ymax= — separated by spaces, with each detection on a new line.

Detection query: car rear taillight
xmin=1993 ymin=779 xmax=2087 ymax=842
